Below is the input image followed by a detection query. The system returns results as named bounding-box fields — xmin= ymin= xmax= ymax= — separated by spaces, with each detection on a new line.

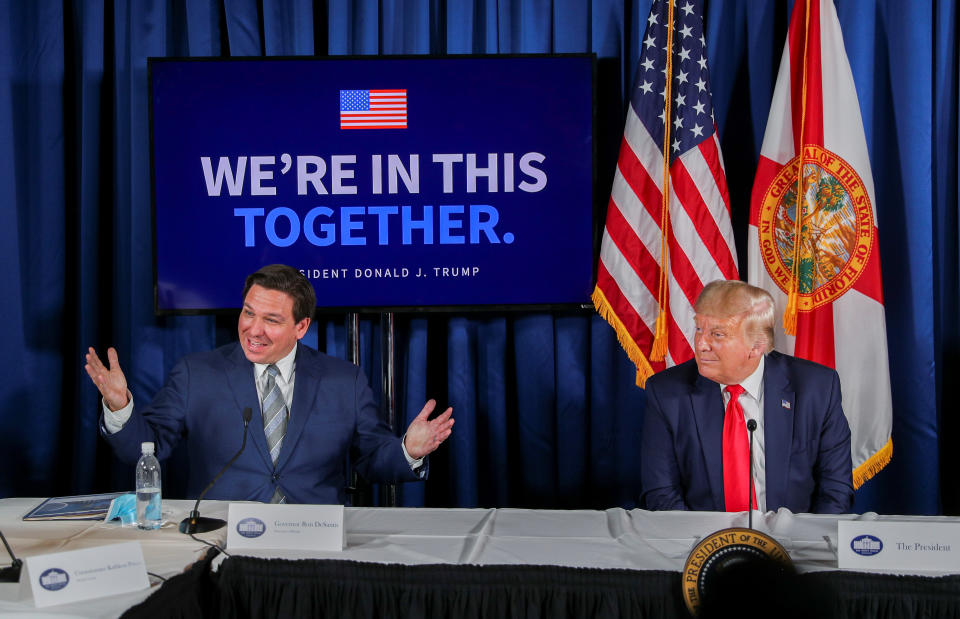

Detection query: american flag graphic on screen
xmin=340 ymin=89 xmax=408 ymax=129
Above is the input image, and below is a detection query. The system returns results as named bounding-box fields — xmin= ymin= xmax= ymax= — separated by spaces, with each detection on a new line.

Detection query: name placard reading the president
xmin=838 ymin=520 xmax=960 ymax=572
xmin=21 ymin=542 xmax=149 ymax=607
xmin=226 ymin=503 xmax=344 ymax=551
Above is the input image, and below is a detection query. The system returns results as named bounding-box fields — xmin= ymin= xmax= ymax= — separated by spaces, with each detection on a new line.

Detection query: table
xmin=1 ymin=498 xmax=957 ymax=617
xmin=0 ymin=498 xmax=227 ymax=617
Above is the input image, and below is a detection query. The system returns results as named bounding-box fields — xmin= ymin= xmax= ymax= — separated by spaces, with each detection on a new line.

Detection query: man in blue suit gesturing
xmin=641 ymin=279 xmax=853 ymax=514
xmin=85 ymin=264 xmax=454 ymax=504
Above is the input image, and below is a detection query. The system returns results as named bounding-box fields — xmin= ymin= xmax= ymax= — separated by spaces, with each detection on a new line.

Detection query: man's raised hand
xmin=84 ymin=347 xmax=130 ymax=412
xmin=402 ymin=399 xmax=455 ymax=460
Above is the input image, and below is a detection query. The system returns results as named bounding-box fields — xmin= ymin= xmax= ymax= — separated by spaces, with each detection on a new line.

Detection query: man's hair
xmin=242 ymin=264 xmax=316 ymax=323
xmin=694 ymin=279 xmax=775 ymax=353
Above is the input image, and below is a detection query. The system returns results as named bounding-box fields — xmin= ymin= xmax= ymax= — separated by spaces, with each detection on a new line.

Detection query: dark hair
xmin=242 ymin=264 xmax=316 ymax=322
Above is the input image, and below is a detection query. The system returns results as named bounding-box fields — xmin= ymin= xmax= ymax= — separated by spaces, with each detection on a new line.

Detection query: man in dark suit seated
xmin=85 ymin=264 xmax=454 ymax=504
xmin=641 ymin=279 xmax=853 ymax=513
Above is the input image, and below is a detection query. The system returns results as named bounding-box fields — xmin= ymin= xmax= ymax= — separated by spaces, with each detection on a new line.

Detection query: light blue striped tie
xmin=262 ymin=364 xmax=287 ymax=503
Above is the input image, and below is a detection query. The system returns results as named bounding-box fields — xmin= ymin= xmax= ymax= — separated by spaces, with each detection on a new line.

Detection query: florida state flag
xmin=748 ymin=0 xmax=892 ymax=487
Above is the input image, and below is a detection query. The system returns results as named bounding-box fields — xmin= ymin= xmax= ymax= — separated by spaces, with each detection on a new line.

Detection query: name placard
xmin=20 ymin=541 xmax=149 ymax=607
xmin=226 ymin=503 xmax=344 ymax=551
xmin=838 ymin=521 xmax=960 ymax=572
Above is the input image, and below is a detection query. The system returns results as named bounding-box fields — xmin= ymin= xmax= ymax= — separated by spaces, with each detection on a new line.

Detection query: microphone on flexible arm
xmin=179 ymin=406 xmax=252 ymax=534
xmin=680 ymin=419 xmax=792 ymax=615
xmin=747 ymin=418 xmax=758 ymax=530
xmin=0 ymin=529 xmax=22 ymax=582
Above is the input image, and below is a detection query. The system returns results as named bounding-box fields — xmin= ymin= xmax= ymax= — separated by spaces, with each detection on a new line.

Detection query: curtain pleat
xmin=124 ymin=554 xmax=960 ymax=619
xmin=215 ymin=557 xmax=687 ymax=619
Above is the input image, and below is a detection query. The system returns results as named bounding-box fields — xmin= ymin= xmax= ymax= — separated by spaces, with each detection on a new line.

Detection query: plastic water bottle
xmin=135 ymin=442 xmax=162 ymax=530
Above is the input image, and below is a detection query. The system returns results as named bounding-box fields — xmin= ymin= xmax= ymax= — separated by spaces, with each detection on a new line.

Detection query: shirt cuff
xmin=400 ymin=433 xmax=425 ymax=470
xmin=102 ymin=393 xmax=134 ymax=434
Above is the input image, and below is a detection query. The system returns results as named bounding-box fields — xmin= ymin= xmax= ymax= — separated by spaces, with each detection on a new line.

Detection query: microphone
xmin=746 ymin=418 xmax=757 ymax=530
xmin=179 ymin=406 xmax=252 ymax=534
xmin=0 ymin=529 xmax=22 ymax=582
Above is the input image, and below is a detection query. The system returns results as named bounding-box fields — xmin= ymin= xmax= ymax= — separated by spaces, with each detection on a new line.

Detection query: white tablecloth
xmin=1 ymin=497 xmax=957 ymax=617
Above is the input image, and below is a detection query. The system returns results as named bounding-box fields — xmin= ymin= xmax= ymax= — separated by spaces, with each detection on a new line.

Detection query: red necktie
xmin=722 ymin=384 xmax=756 ymax=511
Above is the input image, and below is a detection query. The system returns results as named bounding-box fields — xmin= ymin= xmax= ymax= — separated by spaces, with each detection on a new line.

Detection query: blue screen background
xmin=151 ymin=56 xmax=594 ymax=310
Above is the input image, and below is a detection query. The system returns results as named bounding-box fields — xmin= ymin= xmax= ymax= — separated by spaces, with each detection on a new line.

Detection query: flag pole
xmin=784 ymin=0 xmax=813 ymax=336
xmin=651 ymin=0 xmax=676 ymax=362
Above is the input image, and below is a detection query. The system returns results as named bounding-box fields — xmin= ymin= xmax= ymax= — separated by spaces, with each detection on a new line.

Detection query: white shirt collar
xmin=252 ymin=342 xmax=298 ymax=382
xmin=723 ymin=354 xmax=765 ymax=400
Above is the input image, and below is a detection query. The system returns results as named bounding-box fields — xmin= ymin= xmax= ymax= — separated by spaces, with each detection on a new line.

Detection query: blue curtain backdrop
xmin=0 ymin=0 xmax=956 ymax=515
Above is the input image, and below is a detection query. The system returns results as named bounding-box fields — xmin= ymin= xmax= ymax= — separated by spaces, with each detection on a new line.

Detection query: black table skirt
xmin=122 ymin=550 xmax=960 ymax=619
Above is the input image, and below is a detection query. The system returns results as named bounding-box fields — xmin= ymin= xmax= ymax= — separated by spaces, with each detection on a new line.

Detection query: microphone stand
xmin=179 ymin=407 xmax=252 ymax=534
xmin=680 ymin=418 xmax=792 ymax=615
xmin=747 ymin=418 xmax=757 ymax=530
xmin=0 ymin=529 xmax=22 ymax=582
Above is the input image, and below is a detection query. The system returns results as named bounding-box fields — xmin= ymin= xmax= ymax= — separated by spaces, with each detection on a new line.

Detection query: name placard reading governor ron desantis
xmin=226 ymin=503 xmax=344 ymax=552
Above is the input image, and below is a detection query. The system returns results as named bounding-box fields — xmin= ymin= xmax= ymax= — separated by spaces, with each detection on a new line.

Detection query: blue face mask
xmin=105 ymin=493 xmax=138 ymax=526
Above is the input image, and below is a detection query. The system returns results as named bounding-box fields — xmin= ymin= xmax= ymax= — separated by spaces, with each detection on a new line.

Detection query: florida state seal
xmin=757 ymin=145 xmax=874 ymax=309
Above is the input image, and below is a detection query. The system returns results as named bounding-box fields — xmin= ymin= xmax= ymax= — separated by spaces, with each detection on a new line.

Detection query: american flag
xmin=340 ymin=89 xmax=408 ymax=129
xmin=593 ymin=0 xmax=738 ymax=387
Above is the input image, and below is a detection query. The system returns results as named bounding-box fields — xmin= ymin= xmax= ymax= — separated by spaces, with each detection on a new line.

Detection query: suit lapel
xmin=762 ymin=352 xmax=794 ymax=511
xmin=276 ymin=342 xmax=319 ymax=470
xmin=224 ymin=343 xmax=272 ymax=469
xmin=692 ymin=373 xmax=725 ymax=510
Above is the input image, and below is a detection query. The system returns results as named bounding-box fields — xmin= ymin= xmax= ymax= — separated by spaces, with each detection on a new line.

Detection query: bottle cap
xmin=141 ymin=442 xmax=155 ymax=454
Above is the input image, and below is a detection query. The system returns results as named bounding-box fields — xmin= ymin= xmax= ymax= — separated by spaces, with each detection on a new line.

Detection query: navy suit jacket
xmin=640 ymin=351 xmax=853 ymax=514
xmin=102 ymin=342 xmax=421 ymax=503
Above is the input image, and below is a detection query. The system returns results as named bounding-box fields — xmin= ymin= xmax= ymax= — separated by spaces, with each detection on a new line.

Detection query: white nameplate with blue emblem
xmin=20 ymin=541 xmax=149 ymax=607
xmin=838 ymin=521 xmax=960 ymax=572
xmin=226 ymin=503 xmax=344 ymax=551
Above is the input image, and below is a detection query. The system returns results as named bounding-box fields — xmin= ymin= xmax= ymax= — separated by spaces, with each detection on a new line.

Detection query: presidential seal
xmin=682 ymin=527 xmax=791 ymax=615
xmin=757 ymin=145 xmax=874 ymax=310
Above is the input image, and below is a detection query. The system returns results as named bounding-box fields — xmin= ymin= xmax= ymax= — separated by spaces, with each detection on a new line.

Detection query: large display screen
xmin=150 ymin=55 xmax=595 ymax=312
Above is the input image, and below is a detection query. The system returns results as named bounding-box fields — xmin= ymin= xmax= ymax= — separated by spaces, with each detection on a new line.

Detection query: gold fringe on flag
xmin=852 ymin=438 xmax=892 ymax=489
xmin=592 ymin=287 xmax=656 ymax=387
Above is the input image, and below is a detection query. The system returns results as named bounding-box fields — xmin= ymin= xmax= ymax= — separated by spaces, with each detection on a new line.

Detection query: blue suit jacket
xmin=640 ymin=351 xmax=853 ymax=514
xmin=102 ymin=342 xmax=421 ymax=503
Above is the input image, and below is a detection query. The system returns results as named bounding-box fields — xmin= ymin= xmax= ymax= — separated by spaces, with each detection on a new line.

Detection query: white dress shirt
xmin=721 ymin=355 xmax=767 ymax=512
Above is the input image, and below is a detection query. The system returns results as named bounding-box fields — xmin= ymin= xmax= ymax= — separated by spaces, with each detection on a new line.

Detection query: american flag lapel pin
xmin=782 ymin=399 xmax=791 ymax=409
